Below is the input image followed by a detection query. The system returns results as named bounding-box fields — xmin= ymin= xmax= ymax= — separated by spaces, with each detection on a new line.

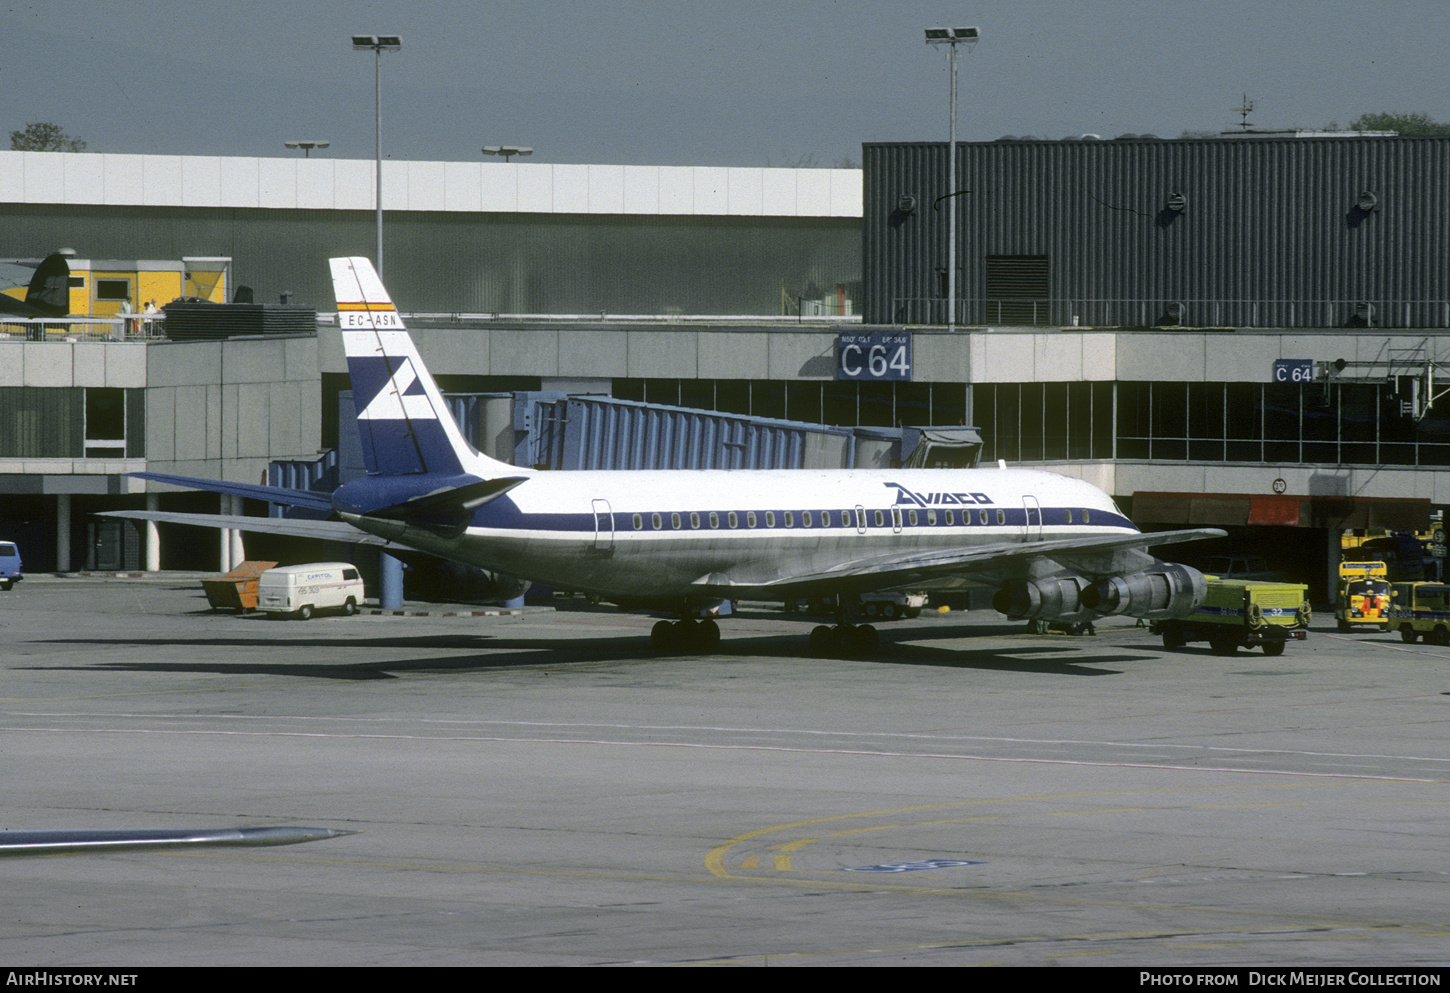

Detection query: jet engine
xmin=1080 ymin=563 xmax=1206 ymax=620
xmin=992 ymin=576 xmax=1092 ymax=620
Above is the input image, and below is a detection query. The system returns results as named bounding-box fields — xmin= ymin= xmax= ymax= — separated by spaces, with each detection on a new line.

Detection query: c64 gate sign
xmin=837 ymin=331 xmax=912 ymax=382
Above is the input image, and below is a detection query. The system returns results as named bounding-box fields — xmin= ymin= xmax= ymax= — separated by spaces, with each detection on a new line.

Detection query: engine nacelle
xmin=1081 ymin=563 xmax=1207 ymax=620
xmin=992 ymin=576 xmax=1092 ymax=620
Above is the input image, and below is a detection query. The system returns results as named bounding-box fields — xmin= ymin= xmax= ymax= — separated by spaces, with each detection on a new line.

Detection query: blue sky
xmin=3 ymin=1 xmax=1446 ymax=165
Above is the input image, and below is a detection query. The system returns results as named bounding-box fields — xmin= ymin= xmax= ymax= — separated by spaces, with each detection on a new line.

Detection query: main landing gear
xmin=651 ymin=618 xmax=721 ymax=653
xmin=808 ymin=623 xmax=880 ymax=658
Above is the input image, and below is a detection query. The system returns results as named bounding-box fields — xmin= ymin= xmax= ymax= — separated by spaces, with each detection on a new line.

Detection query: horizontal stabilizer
xmin=131 ymin=471 xmax=335 ymax=512
xmin=367 ymin=476 xmax=529 ymax=521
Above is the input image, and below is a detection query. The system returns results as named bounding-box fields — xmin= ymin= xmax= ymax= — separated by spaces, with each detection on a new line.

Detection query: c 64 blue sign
xmin=838 ymin=331 xmax=913 ymax=382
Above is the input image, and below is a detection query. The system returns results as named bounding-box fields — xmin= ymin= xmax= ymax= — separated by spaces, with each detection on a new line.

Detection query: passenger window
xmin=652 ymin=513 xmax=662 ymax=530
xmin=908 ymin=509 xmax=919 ymax=526
xmin=803 ymin=511 xmax=813 ymax=527
xmin=690 ymin=512 xmax=700 ymax=529
xmin=946 ymin=510 xmax=955 ymax=526
xmin=979 ymin=509 xmax=988 ymax=525
xmin=927 ymin=509 xmax=936 ymax=525
xmin=1065 ymin=509 xmax=1072 ymax=524
xmin=709 ymin=512 xmax=719 ymax=528
xmin=996 ymin=509 xmax=1005 ymax=525
xmin=1083 ymin=509 xmax=1091 ymax=523
xmin=765 ymin=511 xmax=775 ymax=528
xmin=747 ymin=512 xmax=757 ymax=528
xmin=633 ymin=514 xmax=643 ymax=530
xmin=784 ymin=511 xmax=793 ymax=527
xmin=728 ymin=512 xmax=739 ymax=528
xmin=671 ymin=512 xmax=681 ymax=530
xmin=873 ymin=510 xmax=884 ymax=527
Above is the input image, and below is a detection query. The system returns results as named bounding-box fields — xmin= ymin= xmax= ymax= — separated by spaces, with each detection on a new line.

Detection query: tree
xmin=9 ymin=122 xmax=86 ymax=152
xmin=1349 ymin=112 xmax=1450 ymax=136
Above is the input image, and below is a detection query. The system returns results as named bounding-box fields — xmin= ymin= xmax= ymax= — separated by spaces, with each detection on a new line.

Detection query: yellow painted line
xmin=1189 ymin=802 xmax=1311 ymax=809
xmin=773 ymin=853 xmax=792 ymax=871
xmin=770 ymin=838 xmax=816 ymax=852
xmin=738 ymin=855 xmax=759 ymax=869
xmin=706 ymin=783 xmax=1374 ymax=879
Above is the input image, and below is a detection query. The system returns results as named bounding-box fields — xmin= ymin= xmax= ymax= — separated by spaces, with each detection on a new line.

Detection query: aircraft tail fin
xmin=330 ymin=257 xmax=516 ymax=479
xmin=24 ymin=253 xmax=70 ymax=317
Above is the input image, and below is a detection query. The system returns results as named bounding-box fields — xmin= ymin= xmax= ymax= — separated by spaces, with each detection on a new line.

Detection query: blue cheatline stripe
xmin=469 ymin=500 xmax=1136 ymax=536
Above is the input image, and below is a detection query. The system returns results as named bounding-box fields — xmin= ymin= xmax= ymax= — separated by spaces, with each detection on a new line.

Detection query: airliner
xmin=117 ymin=257 xmax=1223 ymax=657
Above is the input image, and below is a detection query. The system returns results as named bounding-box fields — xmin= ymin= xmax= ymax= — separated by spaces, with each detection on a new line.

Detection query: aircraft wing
xmin=98 ymin=509 xmax=394 ymax=546
xmin=0 ymin=826 xmax=352 ymax=857
xmin=692 ymin=527 xmax=1227 ymax=598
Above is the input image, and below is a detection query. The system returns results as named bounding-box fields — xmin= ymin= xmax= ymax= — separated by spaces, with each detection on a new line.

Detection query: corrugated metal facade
xmin=864 ymin=136 xmax=1450 ymax=328
xmin=0 ymin=206 xmax=859 ymax=317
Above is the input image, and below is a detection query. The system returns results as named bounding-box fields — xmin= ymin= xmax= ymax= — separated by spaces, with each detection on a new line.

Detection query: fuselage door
xmin=592 ymin=498 xmax=613 ymax=551
xmin=1022 ymin=494 xmax=1042 ymax=541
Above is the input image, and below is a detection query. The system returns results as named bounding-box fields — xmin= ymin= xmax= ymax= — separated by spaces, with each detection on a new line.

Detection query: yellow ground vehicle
xmin=1387 ymin=583 xmax=1450 ymax=644
xmin=1155 ymin=579 xmax=1310 ymax=656
xmin=1335 ymin=561 xmax=1390 ymax=632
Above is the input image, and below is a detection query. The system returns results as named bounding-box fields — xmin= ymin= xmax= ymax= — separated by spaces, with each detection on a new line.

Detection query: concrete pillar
xmin=1328 ymin=528 xmax=1342 ymax=607
xmin=230 ymin=494 xmax=245 ymax=566
xmin=379 ymin=551 xmax=404 ymax=609
xmin=145 ymin=493 xmax=160 ymax=572
xmin=55 ymin=493 xmax=70 ymax=573
xmin=219 ymin=495 xmax=232 ymax=574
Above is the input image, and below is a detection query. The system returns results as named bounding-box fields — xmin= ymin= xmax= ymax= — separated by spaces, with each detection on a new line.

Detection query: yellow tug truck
xmin=1154 ymin=578 xmax=1311 ymax=656
xmin=1335 ymin=561 xmax=1390 ymax=632
xmin=1387 ymin=583 xmax=1450 ymax=644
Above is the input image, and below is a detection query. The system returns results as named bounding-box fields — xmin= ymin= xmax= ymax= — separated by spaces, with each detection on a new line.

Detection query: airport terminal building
xmin=2 ymin=136 xmax=1447 ymax=597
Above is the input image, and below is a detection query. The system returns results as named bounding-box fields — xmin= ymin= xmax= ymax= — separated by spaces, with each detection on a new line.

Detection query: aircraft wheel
xmin=1262 ymin=642 xmax=1285 ymax=656
xmin=651 ymin=620 xmax=674 ymax=651
xmin=847 ymin=624 xmax=879 ymax=658
xmin=698 ymin=618 xmax=721 ymax=651
xmin=1401 ymin=626 xmax=1418 ymax=644
xmin=809 ymin=625 xmax=837 ymax=658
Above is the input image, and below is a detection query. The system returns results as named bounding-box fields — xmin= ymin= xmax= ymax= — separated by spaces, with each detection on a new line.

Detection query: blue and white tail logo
xmin=331 ymin=257 xmax=494 ymax=478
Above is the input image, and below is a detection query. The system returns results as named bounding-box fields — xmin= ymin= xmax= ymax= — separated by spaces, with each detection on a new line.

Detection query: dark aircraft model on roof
xmin=0 ymin=252 xmax=72 ymax=318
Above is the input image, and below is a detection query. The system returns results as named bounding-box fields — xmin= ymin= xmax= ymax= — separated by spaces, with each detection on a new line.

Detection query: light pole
xmin=482 ymin=145 xmax=534 ymax=163
xmin=925 ymin=26 xmax=979 ymax=333
xmin=283 ymin=140 xmax=330 ymax=158
xmin=351 ymin=34 xmax=402 ymax=277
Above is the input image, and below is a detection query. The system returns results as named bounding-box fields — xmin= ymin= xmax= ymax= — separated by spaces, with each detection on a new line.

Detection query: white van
xmin=258 ymin=563 xmax=365 ymax=620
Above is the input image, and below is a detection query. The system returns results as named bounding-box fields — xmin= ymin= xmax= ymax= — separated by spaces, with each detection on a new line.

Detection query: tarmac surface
xmin=1 ymin=574 xmax=1447 ymax=967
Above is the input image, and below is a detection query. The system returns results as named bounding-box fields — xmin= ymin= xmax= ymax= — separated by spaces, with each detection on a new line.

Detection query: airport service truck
xmin=1335 ymin=560 xmax=1390 ymax=632
xmin=1154 ymin=579 xmax=1311 ymax=655
xmin=1387 ymin=582 xmax=1450 ymax=644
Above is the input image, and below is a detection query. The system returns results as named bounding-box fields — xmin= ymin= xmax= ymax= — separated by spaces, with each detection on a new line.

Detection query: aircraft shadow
xmin=21 ymin=632 xmax=1136 ymax=680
